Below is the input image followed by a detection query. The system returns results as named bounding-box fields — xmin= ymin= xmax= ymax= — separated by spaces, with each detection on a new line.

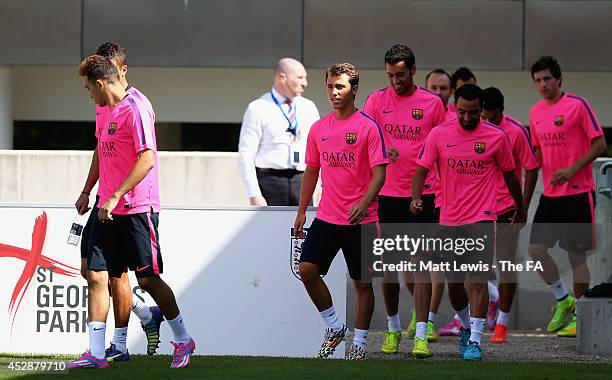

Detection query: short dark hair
xmin=425 ymin=69 xmax=451 ymax=85
xmin=530 ymin=56 xmax=562 ymax=81
xmin=384 ymin=44 xmax=416 ymax=68
xmin=482 ymin=87 xmax=504 ymax=111
xmin=451 ymin=67 xmax=476 ymax=90
xmin=96 ymin=41 xmax=127 ymax=66
xmin=78 ymin=55 xmax=119 ymax=83
xmin=326 ymin=62 xmax=359 ymax=88
xmin=454 ymin=84 xmax=482 ymax=105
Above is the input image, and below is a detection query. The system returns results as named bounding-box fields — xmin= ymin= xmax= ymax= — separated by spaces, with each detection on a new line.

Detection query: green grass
xmin=1 ymin=355 xmax=611 ymax=379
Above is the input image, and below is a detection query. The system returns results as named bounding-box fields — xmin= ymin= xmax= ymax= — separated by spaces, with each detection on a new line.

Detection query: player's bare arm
xmin=550 ymin=136 xmax=606 ymax=186
xmin=502 ymin=170 xmax=526 ymax=224
xmin=522 ymin=168 xmax=539 ymax=211
xmin=410 ymin=165 xmax=429 ymax=214
xmin=75 ymin=147 xmax=100 ymax=215
xmin=293 ymin=165 xmax=319 ymax=238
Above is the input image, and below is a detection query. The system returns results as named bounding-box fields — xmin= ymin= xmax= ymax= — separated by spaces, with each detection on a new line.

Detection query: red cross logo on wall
xmin=0 ymin=212 xmax=80 ymax=331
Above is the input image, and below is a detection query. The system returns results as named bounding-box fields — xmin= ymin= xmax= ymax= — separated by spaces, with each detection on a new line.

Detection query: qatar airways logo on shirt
xmin=383 ymin=124 xmax=422 ymax=142
xmin=540 ymin=132 xmax=566 ymax=147
xmin=99 ymin=141 xmax=118 ymax=158
xmin=447 ymin=158 xmax=486 ymax=175
xmin=322 ymin=151 xmax=357 ymax=168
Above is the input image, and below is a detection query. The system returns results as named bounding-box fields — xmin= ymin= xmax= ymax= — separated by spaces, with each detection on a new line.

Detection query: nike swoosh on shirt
xmin=446 ymin=144 xmax=458 ymax=147
xmin=322 ymin=137 xmax=329 ymax=141
xmin=93 ymin=327 xmax=103 ymax=331
xmin=136 ymin=265 xmax=151 ymax=272
xmin=383 ymin=110 xmax=393 ymax=114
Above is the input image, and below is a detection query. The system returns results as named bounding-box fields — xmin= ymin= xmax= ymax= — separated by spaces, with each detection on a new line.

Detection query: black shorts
xmin=497 ymin=208 xmax=515 ymax=223
xmin=95 ymin=211 xmax=164 ymax=278
xmin=299 ymin=218 xmax=376 ymax=281
xmin=427 ymin=221 xmax=496 ymax=282
xmin=529 ymin=192 xmax=595 ymax=251
xmin=81 ymin=196 xmax=108 ymax=271
xmin=433 ymin=207 xmax=441 ymax=224
xmin=378 ymin=194 xmax=436 ymax=224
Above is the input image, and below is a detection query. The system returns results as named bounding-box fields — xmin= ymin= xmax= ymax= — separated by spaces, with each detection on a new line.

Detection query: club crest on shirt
xmin=108 ymin=122 xmax=118 ymax=135
xmin=345 ymin=133 xmax=357 ymax=145
xmin=474 ymin=141 xmax=486 ymax=154
xmin=554 ymin=115 xmax=564 ymax=127
xmin=412 ymin=108 xmax=424 ymax=120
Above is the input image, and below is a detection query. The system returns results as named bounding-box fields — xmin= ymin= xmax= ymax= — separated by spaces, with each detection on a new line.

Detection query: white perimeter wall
xmin=0 ymin=150 xmax=248 ymax=205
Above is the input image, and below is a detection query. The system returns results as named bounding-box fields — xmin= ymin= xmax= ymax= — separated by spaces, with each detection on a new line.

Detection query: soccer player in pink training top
xmin=527 ymin=56 xmax=606 ymax=338
xmin=412 ymin=84 xmax=526 ymax=361
xmin=480 ymin=87 xmax=540 ymax=343
xmin=69 ymin=55 xmax=195 ymax=369
xmin=432 ymin=68 xmax=502 ymax=336
xmin=74 ymin=42 xmax=165 ymax=363
xmin=294 ymin=63 xmax=388 ymax=360
xmin=362 ymin=45 xmax=445 ymax=358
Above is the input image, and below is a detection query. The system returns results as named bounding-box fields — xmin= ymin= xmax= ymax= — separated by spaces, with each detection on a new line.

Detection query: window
xmin=13 ymin=121 xmax=241 ymax=152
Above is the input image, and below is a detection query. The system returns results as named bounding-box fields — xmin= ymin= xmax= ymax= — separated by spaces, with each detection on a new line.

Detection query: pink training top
xmin=306 ymin=110 xmax=388 ymax=225
xmin=416 ymin=119 xmax=515 ymax=225
xmin=96 ymin=88 xmax=160 ymax=215
xmin=95 ymin=86 xmax=146 ymax=127
xmin=529 ymin=93 xmax=603 ymax=197
xmin=494 ymin=115 xmax=540 ymax=213
xmin=363 ymin=86 xmax=445 ymax=197
xmin=433 ymin=104 xmax=458 ymax=208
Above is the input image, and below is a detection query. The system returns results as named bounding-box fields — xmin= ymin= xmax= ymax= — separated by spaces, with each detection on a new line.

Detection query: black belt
xmin=256 ymin=167 xmax=303 ymax=177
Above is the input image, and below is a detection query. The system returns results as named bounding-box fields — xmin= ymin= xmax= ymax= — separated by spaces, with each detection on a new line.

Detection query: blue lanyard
xmin=270 ymin=91 xmax=299 ymax=136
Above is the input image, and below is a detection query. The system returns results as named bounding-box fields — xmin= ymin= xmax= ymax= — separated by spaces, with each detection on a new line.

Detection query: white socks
xmin=353 ymin=328 xmax=368 ymax=349
xmin=88 ymin=321 xmax=106 ymax=359
xmin=469 ymin=317 xmax=486 ymax=345
xmin=112 ymin=327 xmax=128 ymax=353
xmin=167 ymin=313 xmax=191 ymax=344
xmin=497 ymin=310 xmax=510 ymax=326
xmin=320 ymin=306 xmax=344 ymax=331
xmin=488 ymin=281 xmax=499 ymax=302
xmin=549 ymin=279 xmax=569 ymax=300
xmin=428 ymin=312 xmax=436 ymax=323
xmin=132 ymin=299 xmax=152 ymax=324
xmin=415 ymin=322 xmax=428 ymax=340
xmin=387 ymin=313 xmax=401 ymax=332
xmin=455 ymin=305 xmax=471 ymax=329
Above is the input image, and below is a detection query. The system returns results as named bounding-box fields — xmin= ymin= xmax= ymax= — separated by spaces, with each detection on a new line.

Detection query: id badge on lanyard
xmin=271 ymin=91 xmax=302 ymax=166
xmin=289 ymin=143 xmax=302 ymax=166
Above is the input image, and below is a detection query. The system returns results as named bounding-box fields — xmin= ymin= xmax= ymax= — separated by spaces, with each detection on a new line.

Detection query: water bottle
xmin=67 ymin=213 xmax=88 ymax=246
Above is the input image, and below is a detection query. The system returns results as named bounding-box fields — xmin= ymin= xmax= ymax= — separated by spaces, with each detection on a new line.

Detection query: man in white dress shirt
xmin=239 ymin=58 xmax=320 ymax=206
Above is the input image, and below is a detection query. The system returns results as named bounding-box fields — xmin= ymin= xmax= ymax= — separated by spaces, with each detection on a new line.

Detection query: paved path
xmin=363 ymin=331 xmax=612 ymax=363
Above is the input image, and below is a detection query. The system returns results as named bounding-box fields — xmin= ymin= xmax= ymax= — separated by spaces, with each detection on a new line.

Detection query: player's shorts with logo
xmin=497 ymin=207 xmax=516 ymax=223
xmin=299 ymin=218 xmax=377 ymax=281
xmin=96 ymin=210 xmax=164 ymax=278
xmin=529 ymin=191 xmax=595 ymax=251
xmin=378 ymin=194 xmax=436 ymax=224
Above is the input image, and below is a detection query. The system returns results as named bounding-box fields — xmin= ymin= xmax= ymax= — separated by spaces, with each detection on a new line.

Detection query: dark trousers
xmin=256 ymin=168 xmax=304 ymax=206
